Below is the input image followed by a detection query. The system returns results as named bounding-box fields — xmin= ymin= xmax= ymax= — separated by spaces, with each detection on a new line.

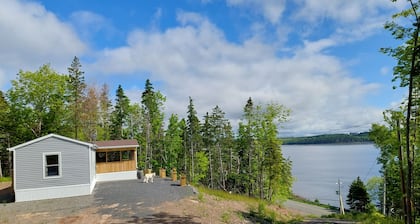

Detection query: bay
xmin=282 ymin=144 xmax=381 ymax=208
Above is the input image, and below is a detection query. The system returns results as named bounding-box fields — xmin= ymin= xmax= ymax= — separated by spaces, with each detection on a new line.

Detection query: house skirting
xmin=14 ymin=183 xmax=93 ymax=202
xmin=95 ymin=170 xmax=137 ymax=182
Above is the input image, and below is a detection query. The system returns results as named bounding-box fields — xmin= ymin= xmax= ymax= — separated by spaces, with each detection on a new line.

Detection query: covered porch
xmin=94 ymin=139 xmax=139 ymax=181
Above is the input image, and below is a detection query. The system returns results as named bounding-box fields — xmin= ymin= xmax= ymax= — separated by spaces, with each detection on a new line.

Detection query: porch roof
xmin=94 ymin=139 xmax=139 ymax=149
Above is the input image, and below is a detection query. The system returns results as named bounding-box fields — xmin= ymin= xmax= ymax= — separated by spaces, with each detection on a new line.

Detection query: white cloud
xmin=293 ymin=0 xmax=403 ymax=24
xmin=0 ymin=0 xmax=86 ymax=88
xmin=91 ymin=11 xmax=381 ymax=136
xmin=292 ymin=0 xmax=408 ymax=47
xmin=226 ymin=0 xmax=286 ymax=24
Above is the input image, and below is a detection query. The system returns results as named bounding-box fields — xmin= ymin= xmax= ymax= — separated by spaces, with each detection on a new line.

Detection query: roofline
xmin=7 ymin=133 xmax=95 ymax=151
xmin=96 ymin=145 xmax=139 ymax=149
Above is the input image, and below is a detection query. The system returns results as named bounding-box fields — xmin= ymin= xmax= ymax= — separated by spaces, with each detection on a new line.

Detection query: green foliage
xmin=236 ymin=98 xmax=292 ymax=201
xmin=140 ymin=79 xmax=165 ymax=169
xmin=347 ymin=176 xmax=371 ymax=213
xmin=0 ymin=176 xmax=11 ymax=182
xmin=366 ymin=176 xmax=383 ymax=209
xmin=67 ymin=56 xmax=86 ymax=139
xmin=185 ymin=97 xmax=202 ymax=182
xmin=3 ymin=67 xmax=294 ymax=208
xmin=192 ymin=151 xmax=209 ymax=183
xmin=164 ymin=114 xmax=184 ymax=170
xmin=248 ymin=202 xmax=282 ymax=224
xmin=7 ymin=64 xmax=70 ymax=139
xmin=110 ymin=85 xmax=130 ymax=140
xmin=326 ymin=212 xmax=404 ymax=224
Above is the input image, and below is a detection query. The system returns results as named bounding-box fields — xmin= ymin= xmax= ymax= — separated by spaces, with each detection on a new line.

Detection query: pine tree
xmin=347 ymin=176 xmax=371 ymax=213
xmin=67 ymin=56 xmax=86 ymax=139
xmin=186 ymin=97 xmax=201 ymax=182
xmin=140 ymin=79 xmax=165 ymax=169
xmin=110 ymin=85 xmax=130 ymax=140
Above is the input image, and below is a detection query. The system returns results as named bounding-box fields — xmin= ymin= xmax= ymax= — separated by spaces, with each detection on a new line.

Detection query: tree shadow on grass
xmin=130 ymin=212 xmax=200 ymax=224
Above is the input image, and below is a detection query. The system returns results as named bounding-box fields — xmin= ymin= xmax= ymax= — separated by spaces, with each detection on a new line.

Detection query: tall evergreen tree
xmin=347 ymin=176 xmax=371 ymax=213
xmin=164 ymin=114 xmax=184 ymax=171
xmin=140 ymin=79 xmax=165 ymax=169
xmin=67 ymin=56 xmax=86 ymax=139
xmin=110 ymin=85 xmax=130 ymax=140
xmin=186 ymin=97 xmax=202 ymax=182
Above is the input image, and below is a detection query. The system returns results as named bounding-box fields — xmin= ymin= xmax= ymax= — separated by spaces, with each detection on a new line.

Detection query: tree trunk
xmin=218 ymin=143 xmax=225 ymax=190
xmin=209 ymin=148 xmax=214 ymax=189
xmin=397 ymin=119 xmax=408 ymax=223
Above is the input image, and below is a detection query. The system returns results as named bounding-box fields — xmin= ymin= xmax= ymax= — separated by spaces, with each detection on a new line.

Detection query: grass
xmin=195 ymin=185 xmax=260 ymax=204
xmin=0 ymin=177 xmax=11 ymax=182
xmin=221 ymin=211 xmax=231 ymax=223
xmin=194 ymin=185 xmax=303 ymax=223
xmin=325 ymin=212 xmax=404 ymax=224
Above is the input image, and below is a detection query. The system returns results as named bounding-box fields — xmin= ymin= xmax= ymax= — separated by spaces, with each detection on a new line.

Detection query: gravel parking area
xmin=0 ymin=177 xmax=194 ymax=223
xmin=94 ymin=178 xmax=194 ymax=220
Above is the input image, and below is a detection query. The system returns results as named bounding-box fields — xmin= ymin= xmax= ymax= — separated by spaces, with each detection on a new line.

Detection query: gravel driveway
xmin=0 ymin=177 xmax=194 ymax=223
xmin=94 ymin=178 xmax=194 ymax=220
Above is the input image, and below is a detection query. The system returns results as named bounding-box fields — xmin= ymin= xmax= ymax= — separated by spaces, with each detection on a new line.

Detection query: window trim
xmin=43 ymin=152 xmax=62 ymax=179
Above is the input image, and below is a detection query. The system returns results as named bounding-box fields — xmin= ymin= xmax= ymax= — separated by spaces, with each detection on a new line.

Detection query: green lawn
xmin=0 ymin=176 xmax=11 ymax=182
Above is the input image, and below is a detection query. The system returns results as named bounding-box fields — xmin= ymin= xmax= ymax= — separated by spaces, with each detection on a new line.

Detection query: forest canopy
xmin=0 ymin=59 xmax=293 ymax=202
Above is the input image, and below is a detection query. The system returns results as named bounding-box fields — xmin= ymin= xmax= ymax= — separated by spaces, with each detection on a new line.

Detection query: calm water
xmin=282 ymin=144 xmax=380 ymax=208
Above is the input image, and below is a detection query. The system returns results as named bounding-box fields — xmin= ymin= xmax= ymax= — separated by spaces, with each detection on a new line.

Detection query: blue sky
xmin=0 ymin=0 xmax=409 ymax=136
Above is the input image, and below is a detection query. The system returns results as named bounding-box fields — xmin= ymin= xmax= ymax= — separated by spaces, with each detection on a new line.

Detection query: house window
xmin=44 ymin=153 xmax=61 ymax=178
xmin=121 ymin=151 xmax=133 ymax=160
xmin=96 ymin=152 xmax=106 ymax=162
xmin=107 ymin=151 xmax=120 ymax=162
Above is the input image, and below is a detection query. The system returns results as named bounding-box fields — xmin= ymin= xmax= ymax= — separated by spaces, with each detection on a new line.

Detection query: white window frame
xmin=43 ymin=152 xmax=62 ymax=179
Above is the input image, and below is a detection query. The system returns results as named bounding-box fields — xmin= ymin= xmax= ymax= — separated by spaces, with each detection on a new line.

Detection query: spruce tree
xmin=67 ymin=56 xmax=86 ymax=139
xmin=110 ymin=85 xmax=130 ymax=140
xmin=347 ymin=176 xmax=371 ymax=213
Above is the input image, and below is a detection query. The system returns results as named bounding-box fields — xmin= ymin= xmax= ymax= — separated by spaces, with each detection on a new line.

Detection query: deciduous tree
xmin=7 ymin=64 xmax=69 ymax=138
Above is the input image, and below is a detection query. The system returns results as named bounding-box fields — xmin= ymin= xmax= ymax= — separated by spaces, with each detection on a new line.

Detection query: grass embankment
xmin=325 ymin=212 xmax=404 ymax=224
xmin=195 ymin=186 xmax=303 ymax=223
xmin=197 ymin=187 xmax=403 ymax=224
xmin=0 ymin=177 xmax=11 ymax=182
xmin=290 ymin=194 xmax=404 ymax=223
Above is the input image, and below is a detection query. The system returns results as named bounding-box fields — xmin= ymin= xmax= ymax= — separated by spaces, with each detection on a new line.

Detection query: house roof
xmin=8 ymin=134 xmax=95 ymax=151
xmin=94 ymin=139 xmax=139 ymax=149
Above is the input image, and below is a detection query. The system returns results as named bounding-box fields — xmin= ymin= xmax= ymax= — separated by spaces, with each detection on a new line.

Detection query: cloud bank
xmin=0 ymin=0 xmax=405 ymax=136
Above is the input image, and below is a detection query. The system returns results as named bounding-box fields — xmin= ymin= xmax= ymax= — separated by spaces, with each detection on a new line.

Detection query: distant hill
xmin=281 ymin=132 xmax=372 ymax=145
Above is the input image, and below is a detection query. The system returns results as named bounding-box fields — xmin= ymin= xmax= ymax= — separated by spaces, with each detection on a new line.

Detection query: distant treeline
xmin=281 ymin=132 xmax=372 ymax=145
